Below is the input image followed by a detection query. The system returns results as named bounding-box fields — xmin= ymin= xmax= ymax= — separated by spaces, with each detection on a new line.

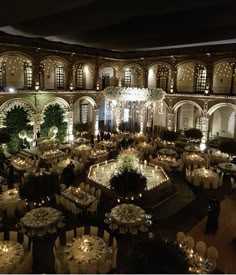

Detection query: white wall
xmin=177 ymin=63 xmax=195 ymax=93
xmin=213 ymin=63 xmax=232 ymax=94
xmin=178 ymin=104 xmax=194 ymax=129
xmin=211 ymin=107 xmax=235 ymax=137
xmin=148 ymin=67 xmax=156 ymax=88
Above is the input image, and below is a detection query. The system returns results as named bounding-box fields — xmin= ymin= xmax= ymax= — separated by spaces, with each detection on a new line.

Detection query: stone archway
xmin=40 ymin=97 xmax=72 ymax=142
xmin=208 ymin=103 xmax=236 ymax=139
xmin=0 ymin=98 xmax=36 ymax=127
xmin=172 ymin=100 xmax=203 ymax=132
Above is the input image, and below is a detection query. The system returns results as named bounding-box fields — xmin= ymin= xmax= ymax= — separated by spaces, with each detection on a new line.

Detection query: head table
xmin=63 ymin=235 xmax=112 ymax=274
xmin=19 ymin=207 xmax=64 ymax=237
xmin=62 ymin=187 xmax=96 ymax=209
xmin=0 ymin=240 xmax=24 ymax=274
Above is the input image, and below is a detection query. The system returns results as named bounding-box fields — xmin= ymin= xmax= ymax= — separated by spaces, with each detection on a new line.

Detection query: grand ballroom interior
xmin=0 ymin=0 xmax=236 ymax=274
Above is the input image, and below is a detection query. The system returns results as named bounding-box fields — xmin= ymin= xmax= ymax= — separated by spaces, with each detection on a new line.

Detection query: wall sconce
xmin=69 ymin=83 xmax=74 ymax=91
xmin=35 ymin=82 xmax=40 ymax=91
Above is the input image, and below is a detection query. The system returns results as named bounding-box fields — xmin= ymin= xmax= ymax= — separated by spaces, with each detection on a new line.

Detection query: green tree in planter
xmin=220 ymin=140 xmax=236 ymax=156
xmin=41 ymin=104 xmax=67 ymax=143
xmin=160 ymin=130 xmax=178 ymax=142
xmin=184 ymin=128 xmax=203 ymax=141
xmin=3 ymin=106 xmax=32 ymax=154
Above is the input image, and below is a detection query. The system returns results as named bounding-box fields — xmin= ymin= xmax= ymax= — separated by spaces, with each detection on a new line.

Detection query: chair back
xmin=76 ymin=227 xmax=85 ymax=237
xmin=66 ymin=230 xmax=74 ymax=242
xmin=90 ymin=226 xmax=99 ymax=236
xmin=207 ymin=246 xmax=219 ymax=262
xmin=90 ymin=187 xmax=96 ymax=196
xmin=184 ymin=236 xmax=195 ymax=249
xmin=176 ymin=231 xmax=185 ymax=244
xmin=196 ymin=241 xmax=207 ymax=257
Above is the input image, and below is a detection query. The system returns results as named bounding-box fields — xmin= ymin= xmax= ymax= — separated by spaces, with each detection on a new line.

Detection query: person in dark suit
xmin=205 ymin=196 xmax=220 ymax=234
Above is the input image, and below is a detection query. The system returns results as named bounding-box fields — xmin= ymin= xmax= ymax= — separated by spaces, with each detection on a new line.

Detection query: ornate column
xmin=23 ymin=62 xmax=28 ymax=89
xmin=39 ymin=62 xmax=45 ymax=90
xmin=170 ymin=61 xmax=177 ymax=93
xmin=94 ymin=108 xmax=99 ymax=136
xmin=66 ymin=63 xmax=73 ymax=91
xmin=1 ymin=62 xmax=6 ymax=87
xmin=33 ymin=112 xmax=41 ymax=140
xmin=115 ymin=103 xmax=121 ymax=132
xmin=139 ymin=104 xmax=145 ymax=134
xmin=67 ymin=96 xmax=74 ymax=142
xmin=206 ymin=61 xmax=213 ymax=93
xmin=143 ymin=67 xmax=148 ymax=88
xmin=93 ymin=61 xmax=100 ymax=91
xmin=201 ymin=100 xmax=209 ymax=145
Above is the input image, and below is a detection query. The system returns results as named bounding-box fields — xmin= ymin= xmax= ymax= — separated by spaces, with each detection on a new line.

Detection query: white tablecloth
xmin=0 ymin=241 xmax=24 ymax=274
xmin=184 ymin=154 xmax=206 ymax=167
xmin=89 ymin=151 xmax=109 ymax=163
xmin=210 ymin=151 xmax=229 ymax=164
xmin=158 ymin=148 xmax=177 ymax=157
xmin=110 ymin=204 xmax=146 ymax=229
xmin=218 ymin=163 xmax=236 ymax=174
xmin=151 ymin=156 xmax=178 ymax=171
xmin=74 ymin=145 xmax=92 ymax=157
xmin=20 ymin=207 xmax=64 ymax=236
xmin=12 ymin=158 xmax=32 ymax=171
xmin=63 ymin=235 xmax=112 ymax=274
xmin=193 ymin=168 xmax=219 ymax=188
xmin=0 ymin=189 xmax=21 ymax=218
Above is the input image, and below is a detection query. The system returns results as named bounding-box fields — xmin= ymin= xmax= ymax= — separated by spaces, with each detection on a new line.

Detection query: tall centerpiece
xmin=110 ymin=150 xmax=147 ymax=198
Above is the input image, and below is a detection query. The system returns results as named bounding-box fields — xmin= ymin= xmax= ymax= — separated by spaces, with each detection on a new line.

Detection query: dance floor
xmin=188 ymin=198 xmax=236 ymax=274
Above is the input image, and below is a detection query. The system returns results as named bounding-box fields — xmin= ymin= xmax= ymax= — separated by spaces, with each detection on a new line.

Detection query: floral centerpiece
xmin=110 ymin=150 xmax=147 ymax=197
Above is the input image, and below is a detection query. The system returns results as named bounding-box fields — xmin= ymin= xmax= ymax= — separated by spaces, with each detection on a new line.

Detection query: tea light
xmin=105 ymin=160 xmax=108 ymax=165
xmin=155 ymin=165 xmax=157 ymax=170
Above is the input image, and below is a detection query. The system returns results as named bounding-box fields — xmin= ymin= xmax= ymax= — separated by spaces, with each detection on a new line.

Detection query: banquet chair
xmin=68 ymin=261 xmax=81 ymax=274
xmin=219 ymin=174 xmax=224 ymax=187
xmin=130 ymin=227 xmax=138 ymax=235
xmin=119 ymin=226 xmax=128 ymax=234
xmin=203 ymin=178 xmax=210 ymax=189
xmin=7 ymin=207 xmax=16 ymax=219
xmin=73 ymin=156 xmax=78 ymax=161
xmin=90 ymin=226 xmax=99 ymax=236
xmin=0 ymin=232 xmax=4 ymax=241
xmin=55 ymin=194 xmax=61 ymax=206
xmin=112 ymin=246 xmax=118 ymax=269
xmin=112 ymin=237 xmax=117 ymax=250
xmin=84 ymin=184 xmax=90 ymax=193
xmin=9 ymin=231 xmax=18 ymax=242
xmin=103 ymin=230 xmax=110 ymax=245
xmin=95 ymin=189 xmax=102 ymax=202
xmin=109 ymin=223 xmax=119 ymax=231
xmin=176 ymin=232 xmax=185 ymax=244
xmin=60 ymin=196 xmax=66 ymax=209
xmin=2 ymin=184 xmax=8 ymax=192
xmin=87 ymin=200 xmax=98 ymax=215
xmin=55 ymin=257 xmax=63 ymax=274
xmin=81 ymin=262 xmax=97 ymax=274
xmin=65 ymin=199 xmax=72 ymax=212
xmin=196 ymin=241 xmax=207 ymax=257
xmin=89 ymin=187 xmax=96 ymax=196
xmin=212 ymin=179 xmax=219 ymax=189
xmin=71 ymin=203 xmax=81 ymax=218
xmin=207 ymin=246 xmax=219 ymax=262
xmin=79 ymin=182 xmax=85 ymax=189
xmin=230 ymin=177 xmax=235 ymax=185
xmin=183 ymin=236 xmax=195 ymax=249
xmin=76 ymin=226 xmax=85 ymax=237
xmin=66 ymin=230 xmax=74 ymax=242
xmin=60 ymin=184 xmax=66 ymax=192
xmin=98 ymin=259 xmax=113 ymax=274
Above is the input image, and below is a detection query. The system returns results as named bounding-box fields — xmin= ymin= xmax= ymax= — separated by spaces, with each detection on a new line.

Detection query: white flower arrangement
xmin=113 ymin=150 xmax=140 ymax=176
xmin=104 ymin=86 xmax=165 ymax=102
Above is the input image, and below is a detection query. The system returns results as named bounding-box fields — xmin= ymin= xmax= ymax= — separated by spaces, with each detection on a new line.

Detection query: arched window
xmin=55 ymin=66 xmax=64 ymax=89
xmin=124 ymin=69 xmax=131 ymax=87
xmin=76 ymin=65 xmax=84 ymax=89
xmin=194 ymin=65 xmax=207 ymax=93
xmin=25 ymin=66 xmax=32 ymax=88
xmin=156 ymin=65 xmax=169 ymax=90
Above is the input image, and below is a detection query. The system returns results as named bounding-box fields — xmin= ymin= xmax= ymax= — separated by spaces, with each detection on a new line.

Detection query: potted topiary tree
xmin=184 ymin=128 xmax=203 ymax=143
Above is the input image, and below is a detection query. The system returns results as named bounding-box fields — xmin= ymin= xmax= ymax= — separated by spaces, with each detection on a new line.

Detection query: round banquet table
xmin=56 ymin=159 xmax=84 ymax=174
xmin=0 ymin=188 xmax=22 ymax=218
xmin=89 ymin=151 xmax=109 ymax=163
xmin=110 ymin=204 xmax=146 ymax=230
xmin=193 ymin=168 xmax=219 ymax=188
xmin=12 ymin=157 xmax=32 ymax=171
xmin=74 ymin=144 xmax=92 ymax=157
xmin=63 ymin=235 xmax=112 ymax=274
xmin=184 ymin=153 xmax=206 ymax=167
xmin=0 ymin=240 xmax=24 ymax=274
xmin=210 ymin=151 xmax=230 ymax=164
xmin=20 ymin=207 xmax=64 ymax=237
xmin=184 ymin=145 xmax=200 ymax=153
xmin=151 ymin=156 xmax=178 ymax=171
xmin=218 ymin=162 xmax=236 ymax=175
xmin=158 ymin=148 xmax=177 ymax=157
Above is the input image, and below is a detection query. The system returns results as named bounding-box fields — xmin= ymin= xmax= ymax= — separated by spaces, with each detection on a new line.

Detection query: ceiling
xmin=1 ymin=0 xmax=236 ymax=51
